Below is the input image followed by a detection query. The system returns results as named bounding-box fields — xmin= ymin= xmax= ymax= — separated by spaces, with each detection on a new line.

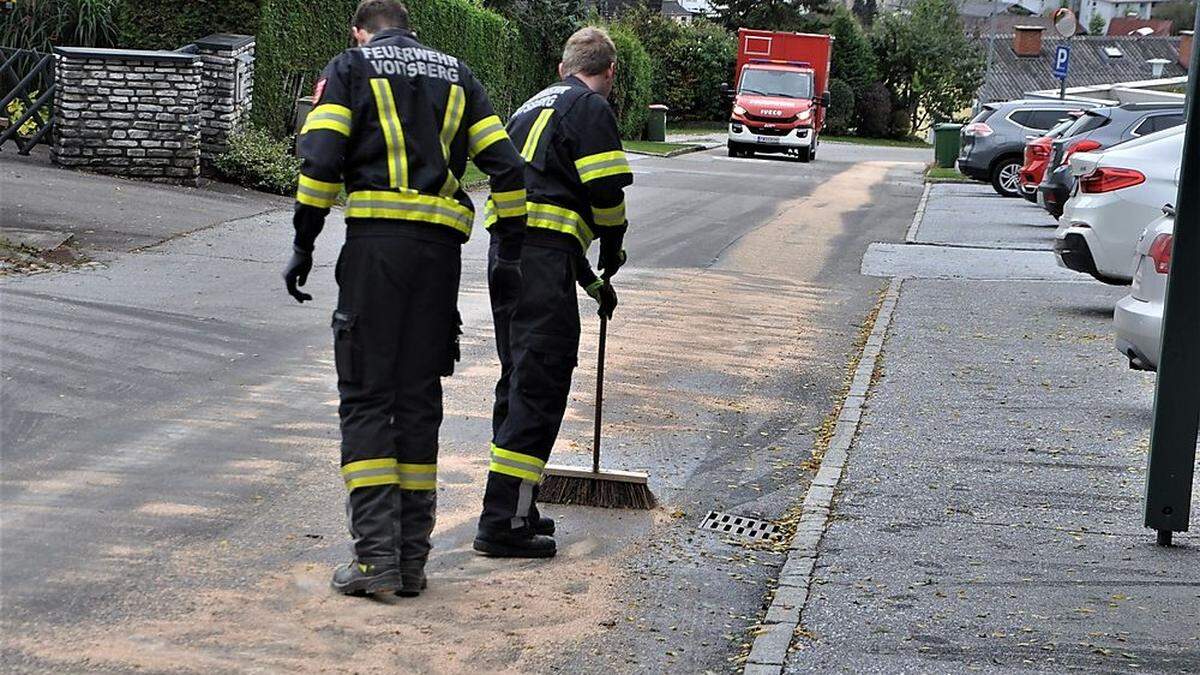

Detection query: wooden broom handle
xmin=593 ymin=315 xmax=606 ymax=474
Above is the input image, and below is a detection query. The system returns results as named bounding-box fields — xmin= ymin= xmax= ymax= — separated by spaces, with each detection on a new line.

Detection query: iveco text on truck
xmin=723 ymin=29 xmax=832 ymax=162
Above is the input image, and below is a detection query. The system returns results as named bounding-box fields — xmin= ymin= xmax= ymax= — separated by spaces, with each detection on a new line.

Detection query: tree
xmin=719 ymin=0 xmax=830 ymax=33
xmin=826 ymin=5 xmax=877 ymax=92
xmin=1087 ymin=12 xmax=1106 ymax=35
xmin=1152 ymin=0 xmax=1196 ymax=32
xmin=871 ymin=0 xmax=983 ymax=133
xmin=622 ymin=8 xmax=735 ymax=120
xmin=852 ymin=0 xmax=877 ymax=26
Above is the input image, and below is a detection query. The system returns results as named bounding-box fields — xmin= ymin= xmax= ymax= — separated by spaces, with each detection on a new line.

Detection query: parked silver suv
xmin=958 ymin=98 xmax=1098 ymax=197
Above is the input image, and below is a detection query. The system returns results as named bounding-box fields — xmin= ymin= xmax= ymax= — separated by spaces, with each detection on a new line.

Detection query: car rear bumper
xmin=1054 ymin=232 xmax=1098 ymax=275
xmin=1114 ymin=294 xmax=1162 ymax=371
xmin=728 ymin=124 xmax=813 ymax=149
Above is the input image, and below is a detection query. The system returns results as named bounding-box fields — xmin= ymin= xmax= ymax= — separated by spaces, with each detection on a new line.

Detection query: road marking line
xmin=744 ymin=277 xmax=904 ymax=672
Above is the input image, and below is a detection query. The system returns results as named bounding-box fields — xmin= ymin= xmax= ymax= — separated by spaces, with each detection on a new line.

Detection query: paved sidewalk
xmin=782 ymin=182 xmax=1200 ymax=672
xmin=1 ymin=148 xmax=288 ymax=254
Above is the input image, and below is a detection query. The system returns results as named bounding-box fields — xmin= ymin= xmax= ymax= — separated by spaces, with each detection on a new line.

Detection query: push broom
xmin=538 ymin=315 xmax=656 ymax=510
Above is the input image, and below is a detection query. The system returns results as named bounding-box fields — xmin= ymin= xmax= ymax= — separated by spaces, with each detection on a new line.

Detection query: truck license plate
xmin=757 ymin=136 xmax=780 ymax=144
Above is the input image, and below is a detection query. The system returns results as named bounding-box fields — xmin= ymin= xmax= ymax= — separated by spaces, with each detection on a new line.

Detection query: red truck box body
xmin=735 ymin=29 xmax=833 ymax=104
xmin=728 ymin=29 xmax=833 ymax=160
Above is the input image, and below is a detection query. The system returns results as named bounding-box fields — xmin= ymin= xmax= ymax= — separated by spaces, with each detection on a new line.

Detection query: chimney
xmin=1013 ymin=25 xmax=1045 ymax=57
xmin=1180 ymin=30 xmax=1194 ymax=70
xmin=1148 ymin=57 xmax=1170 ymax=77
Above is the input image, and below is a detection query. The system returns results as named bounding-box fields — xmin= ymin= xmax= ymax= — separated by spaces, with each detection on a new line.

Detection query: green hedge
xmin=113 ymin=0 xmax=261 ymax=50
xmin=253 ymin=0 xmax=545 ymax=136
xmin=622 ymin=10 xmax=734 ymax=122
xmin=606 ymin=24 xmax=652 ymax=140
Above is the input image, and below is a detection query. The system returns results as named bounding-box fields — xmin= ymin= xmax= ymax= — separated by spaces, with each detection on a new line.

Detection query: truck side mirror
xmin=720 ymin=82 xmax=734 ymax=101
xmin=821 ymin=91 xmax=831 ymax=108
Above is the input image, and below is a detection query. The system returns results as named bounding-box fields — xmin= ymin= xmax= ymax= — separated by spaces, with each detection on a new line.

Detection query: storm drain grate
xmin=699 ymin=510 xmax=781 ymax=541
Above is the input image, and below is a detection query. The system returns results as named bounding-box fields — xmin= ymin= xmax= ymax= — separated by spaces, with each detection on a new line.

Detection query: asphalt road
xmin=0 ymin=141 xmax=926 ymax=673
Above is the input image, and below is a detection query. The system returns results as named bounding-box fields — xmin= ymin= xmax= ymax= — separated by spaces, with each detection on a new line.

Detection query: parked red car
xmin=1018 ymin=113 xmax=1082 ymax=203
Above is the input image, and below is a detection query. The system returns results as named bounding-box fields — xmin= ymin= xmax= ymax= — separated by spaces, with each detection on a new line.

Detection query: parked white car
xmin=1115 ymin=208 xmax=1175 ymax=371
xmin=1053 ymin=126 xmax=1184 ymax=284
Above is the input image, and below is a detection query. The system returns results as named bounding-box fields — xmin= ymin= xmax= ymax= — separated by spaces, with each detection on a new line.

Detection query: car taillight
xmin=1148 ymin=233 xmax=1173 ymax=274
xmin=964 ymin=122 xmax=993 ymax=137
xmin=1079 ymin=167 xmax=1146 ymax=193
xmin=1063 ymin=139 xmax=1102 ymax=163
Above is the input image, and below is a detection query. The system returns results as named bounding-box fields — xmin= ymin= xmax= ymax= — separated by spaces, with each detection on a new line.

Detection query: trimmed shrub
xmin=824 ymin=78 xmax=854 ymax=135
xmin=212 ymin=125 xmax=302 ymax=195
xmin=607 ymin=23 xmax=652 ymax=139
xmin=623 ymin=10 xmax=735 ymax=121
xmin=856 ymin=81 xmax=891 ymax=137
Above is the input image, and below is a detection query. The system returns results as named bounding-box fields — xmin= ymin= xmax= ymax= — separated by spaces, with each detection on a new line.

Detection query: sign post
xmin=1144 ymin=12 xmax=1200 ymax=547
xmin=1052 ymin=8 xmax=1076 ymax=99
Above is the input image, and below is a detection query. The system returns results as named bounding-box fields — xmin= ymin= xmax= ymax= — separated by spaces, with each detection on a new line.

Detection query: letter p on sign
xmin=1053 ymin=45 xmax=1071 ymax=79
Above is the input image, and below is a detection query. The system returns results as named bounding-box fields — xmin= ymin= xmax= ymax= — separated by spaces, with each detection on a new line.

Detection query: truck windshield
xmin=739 ymin=69 xmax=813 ymax=99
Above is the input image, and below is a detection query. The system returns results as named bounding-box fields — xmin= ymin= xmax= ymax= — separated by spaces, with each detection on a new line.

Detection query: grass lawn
xmin=623 ymin=140 xmax=699 ymax=156
xmin=668 ymin=120 xmax=726 ymax=135
xmin=925 ymin=166 xmax=974 ymax=183
xmin=824 ymin=134 xmax=931 ymax=149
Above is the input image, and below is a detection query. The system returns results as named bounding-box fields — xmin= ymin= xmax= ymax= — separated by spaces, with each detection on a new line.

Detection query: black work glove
xmin=599 ymin=234 xmax=627 ymax=280
xmin=283 ymin=245 xmax=314 ymax=303
xmin=489 ymin=255 xmax=523 ymax=311
xmin=585 ymin=279 xmax=618 ymax=319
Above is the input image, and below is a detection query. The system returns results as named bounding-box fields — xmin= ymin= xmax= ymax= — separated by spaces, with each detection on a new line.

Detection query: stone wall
xmin=51 ymin=34 xmax=256 ymax=187
xmin=53 ymin=47 xmax=203 ymax=185
xmin=196 ymin=34 xmax=255 ymax=161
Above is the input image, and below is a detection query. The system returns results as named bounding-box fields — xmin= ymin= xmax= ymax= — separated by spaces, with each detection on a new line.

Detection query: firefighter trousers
xmin=334 ymin=225 xmax=461 ymax=566
xmin=481 ymin=239 xmax=580 ymax=533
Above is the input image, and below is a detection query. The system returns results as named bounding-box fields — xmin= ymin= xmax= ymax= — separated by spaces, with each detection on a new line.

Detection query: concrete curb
xmin=625 ymin=143 xmax=711 ymax=158
xmin=743 ymin=277 xmax=904 ymax=673
xmin=903 ymin=183 xmax=932 ymax=244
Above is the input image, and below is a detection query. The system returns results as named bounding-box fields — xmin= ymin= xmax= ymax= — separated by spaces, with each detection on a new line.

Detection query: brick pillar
xmin=1180 ymin=31 xmax=1194 ymax=71
xmin=194 ymin=34 xmax=255 ymax=162
xmin=52 ymin=47 xmax=202 ymax=186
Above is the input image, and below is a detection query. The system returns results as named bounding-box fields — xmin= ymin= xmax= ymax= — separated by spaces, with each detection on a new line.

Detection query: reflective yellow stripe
xmin=490 ymin=188 xmax=527 ymax=218
xmin=439 ymin=85 xmax=466 ymax=197
xmin=527 ymin=201 xmax=593 ymax=252
xmin=341 ymin=458 xmax=400 ymax=491
xmin=301 ymin=104 xmax=352 ymax=137
xmin=468 ymin=115 xmax=507 ymax=157
xmin=489 ymin=444 xmax=546 ymax=482
xmin=575 ymin=150 xmax=631 ymax=183
xmin=370 ymin=79 xmax=407 ymax=189
xmin=345 ymin=190 xmax=474 ymax=237
xmin=296 ymin=174 xmax=341 ymax=209
xmin=591 ymin=201 xmax=626 ymax=227
xmin=520 ymin=108 xmax=554 ymax=161
xmin=396 ymin=463 xmax=437 ymax=491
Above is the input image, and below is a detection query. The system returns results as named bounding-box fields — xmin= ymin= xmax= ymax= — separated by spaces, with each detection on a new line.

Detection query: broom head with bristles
xmin=538 ymin=465 xmax=656 ymax=509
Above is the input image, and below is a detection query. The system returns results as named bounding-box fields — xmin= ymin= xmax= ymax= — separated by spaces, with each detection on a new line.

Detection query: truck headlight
xmin=798 ymin=109 xmax=812 ymax=122
xmin=733 ymin=105 xmax=747 ymax=116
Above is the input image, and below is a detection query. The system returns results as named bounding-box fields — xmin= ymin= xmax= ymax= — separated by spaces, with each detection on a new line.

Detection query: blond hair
xmin=561 ymin=27 xmax=616 ymax=77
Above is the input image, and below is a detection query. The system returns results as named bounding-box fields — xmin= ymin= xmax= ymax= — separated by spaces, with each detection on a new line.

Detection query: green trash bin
xmin=645 ymin=104 xmax=668 ymax=142
xmin=933 ymin=123 xmax=963 ymax=169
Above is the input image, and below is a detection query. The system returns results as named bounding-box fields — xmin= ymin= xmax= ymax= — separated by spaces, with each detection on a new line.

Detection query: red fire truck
xmin=723 ymin=29 xmax=833 ymax=162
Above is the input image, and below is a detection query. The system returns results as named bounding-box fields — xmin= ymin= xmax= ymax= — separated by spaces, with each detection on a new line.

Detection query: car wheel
xmin=991 ymin=158 xmax=1022 ymax=197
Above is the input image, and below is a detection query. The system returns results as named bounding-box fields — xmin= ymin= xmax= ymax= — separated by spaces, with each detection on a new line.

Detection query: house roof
xmin=1107 ymin=18 xmax=1175 ymax=37
xmin=661 ymin=0 xmax=716 ymax=16
xmin=977 ymin=34 xmax=1187 ymax=101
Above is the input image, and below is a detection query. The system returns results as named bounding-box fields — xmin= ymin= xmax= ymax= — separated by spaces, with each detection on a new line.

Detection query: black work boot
xmin=330 ymin=559 xmax=401 ymax=596
xmin=533 ymin=514 xmax=555 ymax=536
xmin=474 ymin=526 xmax=557 ymax=558
xmin=397 ymin=559 xmax=428 ymax=598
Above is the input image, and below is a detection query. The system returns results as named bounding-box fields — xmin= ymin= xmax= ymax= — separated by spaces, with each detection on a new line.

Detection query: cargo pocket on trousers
xmin=332 ymin=310 xmax=362 ymax=384
xmin=521 ymin=331 xmax=578 ymax=394
xmin=440 ymin=310 xmax=463 ymax=377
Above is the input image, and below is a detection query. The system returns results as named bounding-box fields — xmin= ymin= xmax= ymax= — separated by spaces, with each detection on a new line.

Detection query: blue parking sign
xmin=1053 ymin=45 xmax=1071 ymax=79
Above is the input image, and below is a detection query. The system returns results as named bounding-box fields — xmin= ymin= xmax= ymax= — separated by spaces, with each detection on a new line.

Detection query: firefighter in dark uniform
xmin=475 ymin=27 xmax=632 ymax=558
xmin=282 ymin=0 xmax=527 ymax=595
